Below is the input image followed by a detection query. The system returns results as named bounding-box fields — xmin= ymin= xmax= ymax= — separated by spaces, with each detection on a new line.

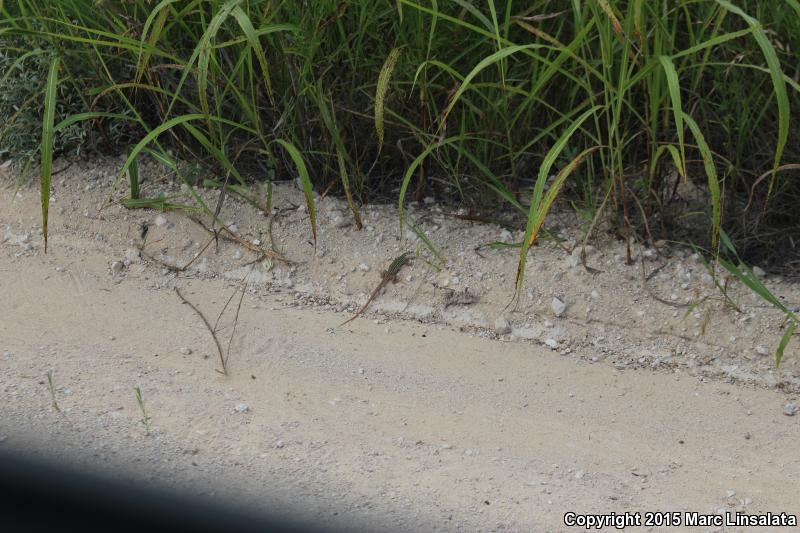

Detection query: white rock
xmin=194 ymin=257 xmax=209 ymax=274
xmin=783 ymin=403 xmax=798 ymax=416
xmin=234 ymin=403 xmax=250 ymax=413
xmin=512 ymin=325 xmax=544 ymax=340
xmin=755 ymin=345 xmax=769 ymax=356
xmin=551 ymin=297 xmax=567 ymax=317
xmin=332 ymin=216 xmax=351 ymax=228
xmin=590 ymin=290 xmax=599 ymax=300
xmin=752 ymin=266 xmax=766 ymax=277
xmin=574 ymin=470 xmax=586 ymax=480
xmin=125 ymin=248 xmax=140 ymax=263
xmin=526 ymin=287 xmax=534 ymax=300
xmin=3 ymin=228 xmax=29 ymax=246
xmin=274 ymin=440 xmax=286 ymax=449
xmin=110 ymin=261 xmax=125 ymax=275
xmin=544 ymin=339 xmax=559 ymax=349
xmin=180 ymin=347 xmax=192 ymax=355
xmin=494 ymin=315 xmax=512 ymax=335
xmin=499 ymin=229 xmax=513 ymax=243
xmin=358 ymin=263 xmax=370 ymax=272
xmin=154 ymin=215 xmax=168 ymax=227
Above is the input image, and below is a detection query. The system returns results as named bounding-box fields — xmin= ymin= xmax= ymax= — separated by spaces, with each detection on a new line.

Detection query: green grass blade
xmin=230 ymin=5 xmax=274 ymax=106
xmin=115 ymin=113 xmax=204 ymax=190
xmin=398 ymin=136 xmax=467 ymax=235
xmin=54 ymin=112 xmax=137 ymax=133
xmin=776 ymin=321 xmax=797 ymax=366
xmin=135 ymin=0 xmax=180 ymax=84
xmin=182 ymin=123 xmax=246 ymax=186
xmin=335 ymin=151 xmax=362 ymax=229
xmin=658 ymin=56 xmax=686 ymax=178
xmin=40 ymin=56 xmax=59 ymax=253
xmin=196 ymin=0 xmax=241 ymax=124
xmin=315 ymin=85 xmax=362 ymax=228
xmin=515 ymin=144 xmax=602 ymax=295
xmin=716 ymin=1 xmax=789 ymax=198
xmin=438 ymin=44 xmax=539 ymax=131
xmin=128 ymin=148 xmax=139 ymax=200
xmin=717 ymin=257 xmax=787 ymax=313
xmin=409 ymin=217 xmax=444 ymax=265
xmin=276 ymin=139 xmax=316 ymax=247
xmin=649 ymin=145 xmax=684 ymax=185
xmin=669 ymin=28 xmax=754 ymax=60
xmin=682 ymin=113 xmax=721 ymax=254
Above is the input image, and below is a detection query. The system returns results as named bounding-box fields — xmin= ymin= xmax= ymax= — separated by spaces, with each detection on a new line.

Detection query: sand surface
xmin=2 ymin=158 xmax=799 ymax=531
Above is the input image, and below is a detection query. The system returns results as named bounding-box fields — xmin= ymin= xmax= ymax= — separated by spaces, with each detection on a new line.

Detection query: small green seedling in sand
xmin=693 ymin=229 xmax=799 ymax=365
xmin=46 ymin=370 xmax=60 ymax=413
xmin=135 ymin=386 xmax=152 ymax=435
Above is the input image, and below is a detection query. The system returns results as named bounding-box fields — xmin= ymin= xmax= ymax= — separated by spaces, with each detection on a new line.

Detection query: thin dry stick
xmin=212 ymin=266 xmax=254 ymax=371
xmin=575 ymin=179 xmax=614 ymax=275
xmin=139 ymin=236 xmax=215 ymax=272
xmin=225 ymin=281 xmax=248 ymax=369
xmin=174 ymin=287 xmax=227 ymax=375
xmin=187 ymin=215 xmax=290 ymax=264
xmin=629 ymin=192 xmax=690 ymax=309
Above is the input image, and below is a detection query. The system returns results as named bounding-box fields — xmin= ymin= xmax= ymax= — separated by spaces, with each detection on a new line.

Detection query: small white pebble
xmin=551 ymin=297 xmax=566 ymax=317
xmin=494 ymin=315 xmax=512 ymax=335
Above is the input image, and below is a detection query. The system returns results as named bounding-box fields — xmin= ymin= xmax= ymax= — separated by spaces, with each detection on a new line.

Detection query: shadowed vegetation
xmin=1 ymin=1 xmax=798 ymax=273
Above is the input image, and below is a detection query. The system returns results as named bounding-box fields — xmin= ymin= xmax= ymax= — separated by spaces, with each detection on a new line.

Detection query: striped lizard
xmin=339 ymin=252 xmax=412 ymax=326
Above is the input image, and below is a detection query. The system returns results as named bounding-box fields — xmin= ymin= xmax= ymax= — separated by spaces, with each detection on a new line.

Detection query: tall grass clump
xmin=0 ymin=2 xmax=798 ymax=270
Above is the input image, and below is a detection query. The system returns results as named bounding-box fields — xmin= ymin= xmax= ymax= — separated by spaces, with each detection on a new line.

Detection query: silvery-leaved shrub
xmin=0 ymin=38 xmax=94 ymax=165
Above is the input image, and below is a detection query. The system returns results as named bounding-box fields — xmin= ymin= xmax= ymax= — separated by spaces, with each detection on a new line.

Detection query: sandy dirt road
xmin=2 ymin=161 xmax=800 ymax=531
xmin=2 ymin=236 xmax=799 ymax=532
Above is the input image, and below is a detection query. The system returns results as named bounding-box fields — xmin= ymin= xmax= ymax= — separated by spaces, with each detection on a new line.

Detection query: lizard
xmin=339 ymin=252 xmax=412 ymax=327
